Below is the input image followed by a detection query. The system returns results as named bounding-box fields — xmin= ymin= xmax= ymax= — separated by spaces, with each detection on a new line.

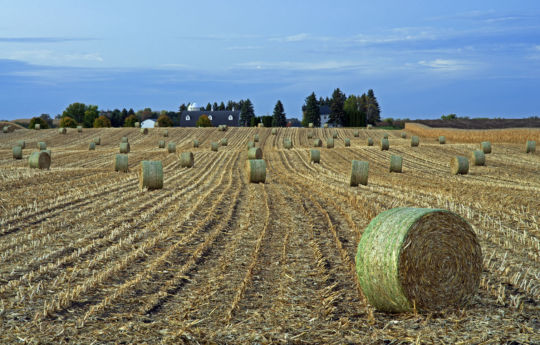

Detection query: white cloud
xmin=0 ymin=49 xmax=103 ymax=65
xmin=417 ymin=59 xmax=471 ymax=71
xmin=269 ymin=33 xmax=313 ymax=42
xmin=236 ymin=60 xmax=368 ymax=71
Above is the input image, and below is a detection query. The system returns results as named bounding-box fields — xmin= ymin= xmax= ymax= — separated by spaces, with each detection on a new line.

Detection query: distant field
xmin=0 ymin=127 xmax=538 ymax=344
xmin=410 ymin=117 xmax=540 ymax=129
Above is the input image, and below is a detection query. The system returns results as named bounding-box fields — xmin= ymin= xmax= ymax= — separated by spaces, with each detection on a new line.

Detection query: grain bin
xmin=167 ymin=142 xmax=176 ymax=153
xmin=344 ymin=138 xmax=351 ymax=147
xmin=12 ymin=146 xmax=22 ymax=159
xmin=350 ymin=160 xmax=369 ymax=186
xmin=439 ymin=136 xmax=446 ymax=144
xmin=354 ymin=129 xmax=360 ymax=137
xmin=77 ymin=125 xmax=82 ymax=133
xmin=380 ymin=138 xmax=389 ymax=151
xmin=115 ymin=154 xmax=129 ymax=172
xmin=35 ymin=124 xmax=40 ymax=130
xmin=401 ymin=132 xmax=407 ymax=139
xmin=221 ymin=138 xmax=228 ymax=146
xmin=28 ymin=151 xmax=50 ymax=169
xmin=247 ymin=147 xmax=263 ymax=160
xmin=94 ymin=137 xmax=101 ymax=145
xmin=89 ymin=142 xmax=96 ymax=150
xmin=141 ymin=128 xmax=148 ymax=135
xmin=163 ymin=130 xmax=168 ymax=137
xmin=180 ymin=152 xmax=194 ymax=168
xmin=310 ymin=149 xmax=320 ymax=163
xmin=356 ymin=207 xmax=482 ymax=312
xmin=390 ymin=155 xmax=403 ymax=173
xmin=332 ymin=131 xmax=338 ymax=139
xmin=470 ymin=150 xmax=485 ymax=166
xmin=451 ymin=156 xmax=469 ymax=175
xmin=313 ymin=138 xmax=322 ymax=147
xmin=211 ymin=142 xmax=219 ymax=151
xmin=246 ymin=159 xmax=266 ymax=183
xmin=480 ymin=141 xmax=491 ymax=154
xmin=367 ymin=138 xmax=374 ymax=146
xmin=326 ymin=138 xmax=334 ymax=148
xmin=37 ymin=142 xmax=46 ymax=150
xmin=271 ymin=128 xmax=277 ymax=135
xmin=158 ymin=140 xmax=165 ymax=148
xmin=58 ymin=128 xmax=66 ymax=134
xmin=411 ymin=136 xmax=419 ymax=147
xmin=284 ymin=138 xmax=293 ymax=149
xmin=254 ymin=134 xmax=259 ymax=142
xmin=525 ymin=140 xmax=536 ymax=153
xmin=17 ymin=140 xmax=25 ymax=149
xmin=120 ymin=142 xmax=130 ymax=153
xmin=139 ymin=161 xmax=163 ymax=190
xmin=193 ymin=139 xmax=200 ymax=148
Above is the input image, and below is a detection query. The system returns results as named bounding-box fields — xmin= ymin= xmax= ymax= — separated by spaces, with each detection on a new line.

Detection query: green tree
xmin=226 ymin=100 xmax=234 ymax=111
xmin=59 ymin=116 xmax=78 ymax=128
xmin=250 ymin=116 xmax=261 ymax=127
xmin=121 ymin=108 xmax=128 ymax=125
xmin=218 ymin=101 xmax=226 ymax=110
xmin=124 ymin=114 xmax=138 ymax=127
xmin=196 ymin=114 xmax=212 ymax=127
xmin=157 ymin=114 xmax=173 ymax=127
xmin=302 ymin=92 xmax=320 ymax=127
xmin=366 ymin=89 xmax=381 ymax=125
xmin=93 ymin=115 xmax=111 ymax=128
xmin=128 ymin=108 xmax=135 ymax=116
xmin=178 ymin=103 xmax=187 ymax=112
xmin=82 ymin=105 xmax=99 ymax=128
xmin=272 ymin=100 xmax=287 ymax=127
xmin=212 ymin=102 xmax=218 ymax=111
xmin=441 ymin=114 xmax=457 ymax=120
xmin=329 ymin=88 xmax=346 ymax=126
xmin=110 ymin=109 xmax=123 ymax=127
xmin=62 ymin=103 xmax=87 ymax=124
xmin=261 ymin=115 xmax=273 ymax=127
xmin=29 ymin=117 xmax=49 ymax=129
xmin=40 ymin=114 xmax=54 ymax=128
xmin=344 ymin=95 xmax=367 ymax=127
xmin=240 ymin=99 xmax=255 ymax=126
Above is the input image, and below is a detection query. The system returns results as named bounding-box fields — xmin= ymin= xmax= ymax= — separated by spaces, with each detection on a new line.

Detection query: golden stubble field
xmin=0 ymin=126 xmax=539 ymax=344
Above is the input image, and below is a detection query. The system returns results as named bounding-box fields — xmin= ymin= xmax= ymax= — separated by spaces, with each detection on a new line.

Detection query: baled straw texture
xmin=77 ymin=125 xmax=82 ymax=132
xmin=439 ymin=136 xmax=446 ymax=144
xmin=121 ymin=137 xmax=129 ymax=143
xmin=284 ymin=138 xmax=292 ymax=149
xmin=313 ymin=139 xmax=322 ymax=147
xmin=247 ymin=147 xmax=263 ymax=160
xmin=12 ymin=146 xmax=22 ymax=159
xmin=193 ymin=140 xmax=200 ymax=148
xmin=141 ymin=128 xmax=148 ymax=134
xmin=180 ymin=152 xmax=194 ymax=168
xmin=451 ymin=156 xmax=469 ymax=175
xmin=119 ymin=142 xmax=130 ymax=153
xmin=310 ymin=149 xmax=320 ymax=163
xmin=254 ymin=134 xmax=259 ymax=142
xmin=37 ymin=142 xmax=46 ymax=150
xmin=326 ymin=138 xmax=334 ymax=148
xmin=221 ymin=138 xmax=228 ymax=146
xmin=344 ymin=138 xmax=351 ymax=147
xmin=271 ymin=128 xmax=277 ymax=135
xmin=29 ymin=151 xmax=50 ymax=170
xmin=350 ymin=160 xmax=369 ymax=186
xmin=89 ymin=142 xmax=95 ymax=150
xmin=158 ymin=140 xmax=165 ymax=148
xmin=139 ymin=161 xmax=163 ymax=190
xmin=411 ymin=136 xmax=419 ymax=147
xmin=381 ymin=138 xmax=389 ymax=151
xmin=480 ymin=141 xmax=491 ymax=154
xmin=308 ymin=122 xmax=314 ymax=128
xmin=355 ymin=207 xmax=482 ymax=312
xmin=115 ymin=154 xmax=129 ymax=172
xmin=390 ymin=155 xmax=403 ymax=173
xmin=383 ymin=133 xmax=389 ymax=139
xmin=17 ymin=140 xmax=25 ymax=149
xmin=35 ymin=124 xmax=40 ymax=130
xmin=41 ymin=149 xmax=51 ymax=157
xmin=354 ymin=129 xmax=360 ymax=137
xmin=211 ymin=142 xmax=219 ymax=151
xmin=470 ymin=150 xmax=485 ymax=166
xmin=246 ymin=159 xmax=266 ymax=183
xmin=332 ymin=131 xmax=338 ymax=139
xmin=401 ymin=132 xmax=407 ymax=138
xmin=58 ymin=128 xmax=66 ymax=134
xmin=247 ymin=141 xmax=255 ymax=149
xmin=167 ymin=142 xmax=176 ymax=153
xmin=367 ymin=138 xmax=374 ymax=146
xmin=525 ymin=140 xmax=536 ymax=153
xmin=163 ymin=130 xmax=168 ymax=137
xmin=94 ymin=137 xmax=101 ymax=145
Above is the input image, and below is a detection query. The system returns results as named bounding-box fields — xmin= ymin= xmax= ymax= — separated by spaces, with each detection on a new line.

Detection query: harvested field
xmin=0 ymin=126 xmax=539 ymax=344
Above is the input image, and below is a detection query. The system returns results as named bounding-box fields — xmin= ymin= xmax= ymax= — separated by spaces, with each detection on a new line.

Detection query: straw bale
xmin=221 ymin=138 xmax=228 ymax=146
xmin=380 ymin=138 xmax=389 ymax=150
xmin=17 ymin=140 xmax=25 ymax=149
xmin=323 ymin=123 xmax=329 ymax=128
xmin=313 ymin=138 xmax=322 ymax=147
xmin=332 ymin=131 xmax=338 ymax=138
xmin=354 ymin=129 xmax=360 ymax=137
xmin=439 ymin=136 xmax=446 ymax=144
xmin=247 ymin=141 xmax=255 ymax=149
xmin=193 ymin=139 xmax=200 ymax=148
xmin=344 ymin=138 xmax=351 ymax=147
xmin=141 ymin=128 xmax=148 ymax=135
xmin=246 ymin=159 xmax=266 ymax=183
xmin=37 ymin=142 xmax=46 ymax=150
xmin=115 ymin=154 xmax=129 ymax=172
xmin=163 ymin=130 xmax=168 ymax=137
xmin=247 ymin=147 xmax=263 ymax=160
xmin=411 ymin=136 xmax=420 ymax=147
xmin=307 ymin=132 xmax=313 ymax=139
xmin=326 ymin=138 xmax=334 ymax=148
xmin=451 ymin=156 xmax=469 ymax=175
xmin=180 ymin=152 xmax=194 ymax=168
xmin=356 ymin=207 xmax=482 ymax=312
xmin=28 ymin=151 xmax=50 ymax=169
xmin=308 ymin=122 xmax=314 ymax=128
xmin=367 ymin=124 xmax=373 ymax=129
xmin=12 ymin=146 xmax=22 ymax=159
xmin=41 ymin=149 xmax=51 ymax=157
xmin=89 ymin=142 xmax=95 ymax=150
xmin=94 ymin=137 xmax=101 ymax=145
xmin=211 ymin=142 xmax=219 ymax=151
xmin=121 ymin=137 xmax=129 ymax=143
xmin=350 ymin=160 xmax=369 ymax=186
xmin=258 ymin=123 xmax=264 ymax=128
xmin=383 ymin=133 xmax=389 ymax=139
xmin=401 ymin=132 xmax=407 ymax=138
xmin=481 ymin=141 xmax=491 ymax=154
xmin=271 ymin=128 xmax=277 ymax=135
xmin=135 ymin=122 xmax=140 ymax=128
xmin=120 ymin=142 xmax=130 ymax=153
xmin=167 ymin=142 xmax=176 ymax=153
xmin=367 ymin=138 xmax=374 ymax=146
xmin=390 ymin=155 xmax=403 ymax=173
xmin=470 ymin=150 xmax=485 ymax=166
xmin=77 ymin=125 xmax=82 ymax=132
xmin=58 ymin=127 xmax=66 ymax=134
xmin=35 ymin=124 xmax=40 ymax=130
xmin=2 ymin=126 xmax=8 ymax=133
xmin=284 ymin=138 xmax=292 ymax=149
xmin=525 ymin=140 xmax=536 ymax=153
xmin=310 ymin=149 xmax=320 ymax=163
xmin=254 ymin=134 xmax=259 ymax=142
xmin=158 ymin=140 xmax=165 ymax=148
xmin=139 ymin=160 xmax=163 ymax=190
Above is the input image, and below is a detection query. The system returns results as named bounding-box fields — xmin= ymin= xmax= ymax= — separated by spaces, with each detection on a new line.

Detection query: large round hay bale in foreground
xmin=439 ymin=136 xmax=446 ymax=144
xmin=94 ymin=137 xmax=101 ymax=145
xmin=353 ymin=129 xmax=360 ymax=137
xmin=401 ymin=132 xmax=407 ymax=139
xmin=17 ymin=140 xmax=25 ymax=149
xmin=77 ymin=125 xmax=82 ymax=133
xmin=193 ymin=140 xmax=200 ymax=148
xmin=211 ymin=142 xmax=219 ymax=151
xmin=13 ymin=146 xmax=22 ymax=159
xmin=139 ymin=161 xmax=163 ymax=190
xmin=246 ymin=159 xmax=266 ymax=183
xmin=480 ymin=141 xmax=491 ymax=154
xmin=58 ymin=127 xmax=66 ymax=134
xmin=367 ymin=138 xmax=374 ymax=146
xmin=390 ymin=155 xmax=403 ymax=173
xmin=89 ymin=142 xmax=95 ymax=150
xmin=115 ymin=154 xmax=129 ymax=172
xmin=221 ymin=138 xmax=228 ymax=146
xmin=167 ymin=142 xmax=176 ymax=153
xmin=37 ymin=142 xmax=46 ymax=150
xmin=380 ymin=138 xmax=389 ymax=151
xmin=344 ymin=138 xmax=351 ymax=147
xmin=313 ymin=138 xmax=322 ymax=147
xmin=271 ymin=128 xmax=277 ymax=135
xmin=470 ymin=150 xmax=485 ymax=166
xmin=247 ymin=147 xmax=263 ymax=160
xmin=120 ymin=142 xmax=130 ymax=153
xmin=28 ymin=151 xmax=50 ymax=169
xmin=41 ymin=149 xmax=51 ymax=158
xmin=525 ymin=140 xmax=536 ymax=153
xmin=35 ymin=124 xmax=40 ymax=130
xmin=411 ymin=136 xmax=419 ymax=147
xmin=158 ymin=140 xmax=165 ymax=148
xmin=180 ymin=152 xmax=194 ymax=168
xmin=284 ymin=138 xmax=292 ymax=149
xmin=121 ymin=136 xmax=129 ymax=143
xmin=254 ymin=134 xmax=259 ymax=142
xmin=310 ymin=149 xmax=320 ymax=163
xmin=326 ymin=138 xmax=334 ymax=148
xmin=350 ymin=160 xmax=369 ymax=186
xmin=356 ymin=207 xmax=482 ymax=312
xmin=141 ymin=128 xmax=148 ymax=135
xmin=451 ymin=156 xmax=469 ymax=175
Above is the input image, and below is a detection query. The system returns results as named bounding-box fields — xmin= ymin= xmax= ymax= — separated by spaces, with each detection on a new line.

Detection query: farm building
xmin=141 ymin=119 xmax=156 ymax=128
xmin=179 ymin=102 xmax=240 ymax=127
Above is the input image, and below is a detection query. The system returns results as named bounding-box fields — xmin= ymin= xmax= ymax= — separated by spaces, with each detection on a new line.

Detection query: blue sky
xmin=1 ymin=0 xmax=540 ymax=120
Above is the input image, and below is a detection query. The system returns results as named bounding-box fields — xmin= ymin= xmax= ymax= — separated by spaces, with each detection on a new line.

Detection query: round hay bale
xmin=35 ymin=124 xmax=40 ymax=130
xmin=139 ymin=161 xmax=163 ymax=190
xmin=246 ymin=159 xmax=266 ymax=183
xmin=380 ymin=138 xmax=389 ymax=151
xmin=313 ymin=138 xmax=322 ymax=147
xmin=310 ymin=149 xmax=320 ymax=163
xmin=284 ymin=138 xmax=293 ymax=149
xmin=439 ymin=136 xmax=446 ymax=144
xmin=271 ymin=128 xmax=277 ymax=135
xmin=89 ymin=142 xmax=96 ymax=150
xmin=167 ymin=142 xmax=176 ymax=153
xmin=180 ymin=152 xmax=194 ymax=168
xmin=163 ymin=130 xmax=168 ymax=137
xmin=13 ymin=146 xmax=22 ymax=159
xmin=115 ymin=154 xmax=129 ymax=172
xmin=390 ymin=155 xmax=403 ymax=173
xmin=211 ymin=142 xmax=219 ymax=151
xmin=134 ymin=122 xmax=140 ymax=128
xmin=344 ymin=138 xmax=351 ymax=147
xmin=401 ymin=132 xmax=407 ymax=139
xmin=17 ymin=140 xmax=25 ymax=149
xmin=41 ymin=149 xmax=51 ymax=158
xmin=254 ymin=134 xmax=259 ymax=142
xmin=2 ymin=126 xmax=8 ymax=133
xmin=525 ymin=140 xmax=535 ymax=153
xmin=307 ymin=131 xmax=313 ymax=139
xmin=218 ymin=125 xmax=224 ymax=131
xmin=220 ymin=138 xmax=228 ymax=146
xmin=383 ymin=133 xmax=389 ymax=139
xmin=326 ymin=138 xmax=334 ymax=148
xmin=77 ymin=125 xmax=82 ymax=133
xmin=58 ymin=127 xmax=66 ymax=134
xmin=308 ymin=122 xmax=314 ymax=128
xmin=94 ymin=137 xmax=101 ymax=145
xmin=451 ymin=156 xmax=469 ymax=175
xmin=193 ymin=139 xmax=200 ymax=148
xmin=367 ymin=138 xmax=374 ymax=146
xmin=247 ymin=147 xmax=263 ymax=160
xmin=121 ymin=137 xmax=129 ymax=143
xmin=258 ymin=123 xmax=264 ymax=128
xmin=470 ymin=150 xmax=485 ymax=166
xmin=28 ymin=151 xmax=50 ymax=169
xmin=480 ymin=141 xmax=491 ymax=154
xmin=332 ymin=131 xmax=338 ymax=139
xmin=158 ymin=140 xmax=165 ymax=148
xmin=355 ymin=207 xmax=482 ymax=312
xmin=141 ymin=128 xmax=148 ymax=135
xmin=37 ymin=142 xmax=46 ymax=150
xmin=222 ymin=125 xmax=228 ymax=131
xmin=350 ymin=160 xmax=369 ymax=186
xmin=120 ymin=142 xmax=130 ymax=153
xmin=323 ymin=123 xmax=329 ymax=128
xmin=367 ymin=124 xmax=373 ymax=129
xmin=353 ymin=129 xmax=360 ymax=137
xmin=411 ymin=136 xmax=419 ymax=147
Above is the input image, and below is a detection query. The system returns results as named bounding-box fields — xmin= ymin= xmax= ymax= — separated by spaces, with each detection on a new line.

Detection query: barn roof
xmin=179 ymin=111 xmax=240 ymax=127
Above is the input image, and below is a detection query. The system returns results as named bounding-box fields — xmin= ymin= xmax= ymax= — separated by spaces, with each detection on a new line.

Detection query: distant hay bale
xmin=323 ymin=123 xmax=329 ymax=128
xmin=480 ymin=141 xmax=491 ymax=154
xmin=247 ymin=141 xmax=255 ymax=149
xmin=2 ymin=126 xmax=8 ymax=133
xmin=141 ymin=128 xmax=148 ymax=135
xmin=115 ymin=154 xmax=129 ymax=172
xmin=525 ymin=140 xmax=535 ymax=153
xmin=94 ymin=137 xmax=101 ymax=145
xmin=37 ymin=142 xmax=46 ymax=150
xmin=390 ymin=155 xmax=403 ymax=173
xmin=139 ymin=161 xmax=163 ymax=190
xmin=451 ymin=156 xmax=469 ymax=175
xmin=193 ymin=139 xmax=200 ymax=148
xmin=218 ymin=125 xmax=225 ymax=131
xmin=121 ymin=137 xmax=129 ymax=143
xmin=326 ymin=138 xmax=334 ymax=148
xmin=355 ymin=207 xmax=482 ymax=312
xmin=41 ymin=149 xmax=51 ymax=157
xmin=470 ymin=150 xmax=485 ymax=166
xmin=271 ymin=128 xmax=277 ymax=135
xmin=383 ymin=133 xmax=389 ymax=139
xmin=411 ymin=136 xmax=419 ymax=147
xmin=284 ymin=138 xmax=293 ymax=149
xmin=350 ymin=160 xmax=369 ymax=186
xmin=246 ymin=159 xmax=266 ymax=183
xmin=310 ymin=149 xmax=320 ymax=163
xmin=247 ymin=147 xmax=263 ymax=160
xmin=167 ymin=142 xmax=176 ymax=153
xmin=89 ymin=142 xmax=96 ymax=150
xmin=367 ymin=138 xmax=374 ymax=146
xmin=180 ymin=152 xmax=194 ymax=168
xmin=28 ymin=151 xmax=50 ymax=170
xmin=344 ymin=138 xmax=351 ymax=147
xmin=313 ymin=138 xmax=322 ymax=147
xmin=258 ymin=123 xmax=264 ymax=128
xmin=220 ymin=138 xmax=228 ymax=146
xmin=439 ymin=136 xmax=446 ymax=144
xmin=58 ymin=127 xmax=66 ymax=134
xmin=35 ymin=124 xmax=40 ymax=130
xmin=211 ymin=142 xmax=219 ymax=151
xmin=401 ymin=132 xmax=407 ymax=138
xmin=307 ymin=131 xmax=313 ymax=139
xmin=332 ymin=131 xmax=338 ymax=139
xmin=12 ymin=146 xmax=22 ymax=159
xmin=353 ymin=129 xmax=360 ymax=137
xmin=77 ymin=125 xmax=82 ymax=133
xmin=134 ymin=122 xmax=140 ymax=128
xmin=380 ymin=138 xmax=389 ymax=151
xmin=254 ymin=134 xmax=259 ymax=142
xmin=163 ymin=130 xmax=168 ymax=137
xmin=17 ymin=140 xmax=25 ymax=149
xmin=158 ymin=140 xmax=165 ymax=148
xmin=119 ymin=142 xmax=130 ymax=153
xmin=308 ymin=122 xmax=314 ymax=128
xmin=367 ymin=124 xmax=373 ymax=129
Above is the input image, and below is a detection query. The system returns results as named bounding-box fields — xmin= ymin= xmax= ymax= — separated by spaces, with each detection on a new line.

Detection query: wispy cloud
xmin=270 ymin=33 xmax=310 ymax=42
xmin=236 ymin=60 xmax=369 ymax=71
xmin=0 ymin=37 xmax=95 ymax=43
xmin=226 ymin=45 xmax=262 ymax=50
xmin=417 ymin=59 xmax=473 ymax=72
xmin=0 ymin=50 xmax=103 ymax=65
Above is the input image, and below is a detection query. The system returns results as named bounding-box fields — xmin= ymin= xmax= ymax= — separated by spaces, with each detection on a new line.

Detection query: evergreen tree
xmin=329 ymin=88 xmax=346 ymax=126
xmin=302 ymin=92 xmax=320 ymax=127
xmin=212 ymin=102 xmax=218 ymax=111
xmin=206 ymin=103 xmax=212 ymax=111
xmin=178 ymin=103 xmax=187 ymax=112
xmin=121 ymin=108 xmax=128 ymax=125
xmin=110 ymin=109 xmax=123 ymax=127
xmin=218 ymin=101 xmax=226 ymax=110
xmin=271 ymin=100 xmax=287 ymax=127
xmin=240 ymin=99 xmax=255 ymax=126
xmin=128 ymin=108 xmax=135 ymax=116
xmin=344 ymin=95 xmax=367 ymax=127
xmin=226 ymin=100 xmax=234 ymax=111
xmin=366 ymin=89 xmax=381 ymax=125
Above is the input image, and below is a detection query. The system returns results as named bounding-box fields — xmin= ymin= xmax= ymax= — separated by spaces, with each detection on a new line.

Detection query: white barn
xmin=141 ymin=119 xmax=156 ymax=128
